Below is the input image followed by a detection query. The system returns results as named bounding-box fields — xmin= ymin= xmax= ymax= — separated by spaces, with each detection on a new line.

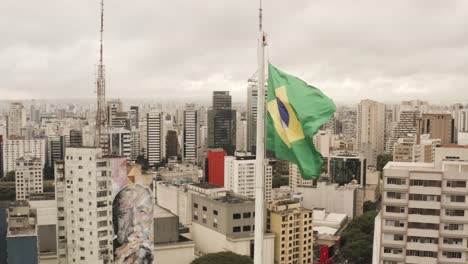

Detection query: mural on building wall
xmin=112 ymin=159 xmax=154 ymax=263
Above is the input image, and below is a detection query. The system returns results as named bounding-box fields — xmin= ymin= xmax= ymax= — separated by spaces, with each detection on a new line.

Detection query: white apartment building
xmin=15 ymin=157 xmax=43 ymax=201
xmin=289 ymin=163 xmax=314 ymax=189
xmin=376 ymin=146 xmax=468 ymax=264
xmin=7 ymin=102 xmax=26 ymax=137
xmin=357 ymin=99 xmax=386 ymax=155
xmin=57 ymin=147 xmax=114 ymax=263
xmin=296 ymin=181 xmax=364 ymax=219
xmin=2 ymin=138 xmax=46 ymax=174
xmin=130 ymin=128 xmax=141 ymax=160
xmin=100 ymin=128 xmax=131 ymax=159
xmin=147 ymin=111 xmax=163 ymax=166
xmin=183 ymin=104 xmax=198 ymax=164
xmin=224 ymin=152 xmax=272 ymax=201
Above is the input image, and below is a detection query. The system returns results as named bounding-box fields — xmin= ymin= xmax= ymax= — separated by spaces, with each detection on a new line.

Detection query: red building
xmin=207 ymin=149 xmax=226 ymax=187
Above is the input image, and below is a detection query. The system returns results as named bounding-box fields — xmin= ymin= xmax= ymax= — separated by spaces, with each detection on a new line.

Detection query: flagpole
xmin=254 ymin=0 xmax=266 ymax=263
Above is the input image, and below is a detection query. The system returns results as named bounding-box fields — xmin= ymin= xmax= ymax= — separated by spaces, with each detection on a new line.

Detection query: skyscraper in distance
xmin=208 ymin=91 xmax=236 ymax=155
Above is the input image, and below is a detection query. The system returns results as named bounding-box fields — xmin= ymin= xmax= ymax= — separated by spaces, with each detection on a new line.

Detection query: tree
xmin=136 ymin=155 xmax=149 ymax=171
xmin=363 ymin=201 xmax=377 ymax=212
xmin=43 ymin=166 xmax=55 ymax=180
xmin=339 ymin=210 xmax=378 ymax=263
xmin=191 ymin=252 xmax=253 ymax=264
xmin=377 ymin=154 xmax=393 ymax=171
xmin=3 ymin=171 xmax=15 ymax=182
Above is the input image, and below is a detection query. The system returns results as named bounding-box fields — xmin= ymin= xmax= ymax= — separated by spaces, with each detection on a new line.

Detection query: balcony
xmin=406 ymin=256 xmax=437 ymax=264
xmin=441 ymin=215 xmax=468 ymax=224
xmin=408 ymin=214 xmax=440 ymax=224
xmin=408 ymin=200 xmax=440 ymax=210
xmin=381 ymin=252 xmax=404 ymax=262
xmin=382 ymin=225 xmax=406 ymax=233
xmin=438 ymin=255 xmax=466 ymax=264
xmin=443 ymin=187 xmax=468 ymax=195
xmin=383 ymin=198 xmax=407 ymax=206
xmin=381 ymin=239 xmax=405 ymax=247
xmin=443 ymin=201 xmax=468 ymax=209
xmin=439 ymin=228 xmax=468 ymax=237
xmin=384 ymin=184 xmax=408 ymax=192
xmin=439 ymin=242 xmax=466 ymax=251
xmin=407 ymin=228 xmax=439 ymax=238
xmin=409 ymin=186 xmax=441 ymax=195
xmin=383 ymin=212 xmax=407 ymax=220
xmin=406 ymin=242 xmax=438 ymax=252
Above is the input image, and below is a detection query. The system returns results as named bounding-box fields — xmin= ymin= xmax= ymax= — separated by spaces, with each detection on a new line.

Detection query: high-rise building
xmin=130 ymin=128 xmax=141 ymax=160
xmin=129 ymin=106 xmax=139 ymax=128
xmin=7 ymin=102 xmax=26 ymax=138
xmin=357 ymin=99 xmax=386 ymax=155
xmin=107 ymin=99 xmax=122 ymax=125
xmin=417 ymin=113 xmax=454 ymax=144
xmin=208 ymin=91 xmax=236 ymax=155
xmin=247 ymin=73 xmax=267 ymax=153
xmin=386 ymin=110 xmax=419 ymax=154
xmin=267 ymin=199 xmax=314 ymax=264
xmin=15 ymin=157 xmax=43 ymax=201
xmin=289 ymin=163 xmax=314 ymax=189
xmin=59 ymin=147 xmax=114 ymax=263
xmin=100 ymin=128 xmax=131 ymax=159
xmin=224 ymin=152 xmax=272 ymax=201
xmin=207 ymin=149 xmax=226 ymax=187
xmin=147 ymin=111 xmax=163 ymax=166
xmin=393 ymin=136 xmax=433 ymax=163
xmin=6 ymin=202 xmax=38 ymax=264
xmin=2 ymin=138 xmax=46 ymax=175
xmin=236 ymin=113 xmax=247 ymax=152
xmin=183 ymin=104 xmax=198 ymax=164
xmin=69 ymin=129 xmax=83 ymax=147
xmin=328 ymin=152 xmax=367 ymax=186
xmin=165 ymin=130 xmax=179 ymax=159
xmin=374 ymin=146 xmax=468 ymax=264
xmin=54 ymin=160 xmax=67 ymax=263
xmin=47 ymin=135 xmax=65 ymax=168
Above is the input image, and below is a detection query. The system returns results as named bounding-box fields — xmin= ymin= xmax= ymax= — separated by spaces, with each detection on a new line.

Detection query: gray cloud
xmin=0 ymin=0 xmax=467 ymax=104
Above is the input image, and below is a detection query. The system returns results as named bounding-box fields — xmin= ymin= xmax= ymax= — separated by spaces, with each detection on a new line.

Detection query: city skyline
xmin=1 ymin=0 xmax=467 ymax=103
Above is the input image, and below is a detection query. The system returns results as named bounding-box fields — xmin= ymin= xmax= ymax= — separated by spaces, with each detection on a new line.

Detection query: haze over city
xmin=1 ymin=0 xmax=467 ymax=103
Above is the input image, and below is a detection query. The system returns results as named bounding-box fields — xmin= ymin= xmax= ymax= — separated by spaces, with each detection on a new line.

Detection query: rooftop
xmin=440 ymin=144 xmax=468 ymax=149
xmin=154 ymin=204 xmax=176 ymax=219
xmin=213 ymin=193 xmax=253 ymax=204
xmin=192 ymin=182 xmax=223 ymax=189
xmin=384 ymin=161 xmax=435 ymax=170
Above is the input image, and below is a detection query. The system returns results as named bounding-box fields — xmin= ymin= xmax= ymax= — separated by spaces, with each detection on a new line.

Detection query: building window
xmin=233 ymin=213 xmax=241 ymax=219
xmin=233 ymin=226 xmax=241 ymax=233
xmin=243 ymin=225 xmax=251 ymax=232
xmin=193 ymin=215 xmax=198 ymax=220
xmin=202 ymin=206 xmax=207 ymax=211
xmin=213 ymin=210 xmax=218 ymax=215
xmin=193 ymin=203 xmax=198 ymax=208
xmin=243 ymin=212 xmax=251 ymax=218
xmin=443 ymin=251 xmax=462 ymax=259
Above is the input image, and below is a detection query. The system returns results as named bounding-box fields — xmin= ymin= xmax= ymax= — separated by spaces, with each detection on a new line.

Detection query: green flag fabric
xmin=266 ymin=63 xmax=336 ymax=180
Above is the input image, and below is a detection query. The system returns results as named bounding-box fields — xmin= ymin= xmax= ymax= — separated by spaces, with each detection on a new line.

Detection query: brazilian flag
xmin=266 ymin=63 xmax=336 ymax=180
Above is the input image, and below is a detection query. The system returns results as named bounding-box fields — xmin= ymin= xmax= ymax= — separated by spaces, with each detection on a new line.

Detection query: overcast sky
xmin=1 ymin=0 xmax=467 ymax=104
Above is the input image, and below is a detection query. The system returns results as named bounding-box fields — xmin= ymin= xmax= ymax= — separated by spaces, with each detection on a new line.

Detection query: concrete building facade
xmin=15 ymin=157 xmax=43 ymax=201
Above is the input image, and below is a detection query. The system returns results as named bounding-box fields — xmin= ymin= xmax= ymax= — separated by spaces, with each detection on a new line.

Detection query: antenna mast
xmin=95 ymin=0 xmax=107 ymax=147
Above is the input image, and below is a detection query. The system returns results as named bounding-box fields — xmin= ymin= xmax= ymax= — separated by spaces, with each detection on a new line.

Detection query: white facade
xmin=15 ymin=157 xmax=43 ymax=201
xmin=147 ymin=111 xmax=163 ymax=166
xmin=100 ymin=128 xmax=131 ymax=159
xmin=357 ymin=99 xmax=386 ymax=155
xmin=224 ymin=154 xmax=272 ymax=201
xmin=191 ymin=222 xmax=275 ymax=264
xmin=377 ymin=148 xmax=468 ymax=264
xmin=246 ymin=73 xmax=268 ymax=153
xmin=296 ymin=181 xmax=363 ymax=218
xmin=2 ymin=138 xmax=46 ymax=174
xmin=156 ymin=182 xmax=193 ymax=226
xmin=153 ymin=242 xmax=195 ymax=264
xmin=7 ymin=102 xmax=26 ymax=137
xmin=457 ymin=131 xmax=468 ymax=145
xmin=289 ymin=163 xmax=314 ymax=189
xmin=183 ymin=104 xmax=198 ymax=164
xmin=61 ymin=147 xmax=114 ymax=263
xmin=130 ymin=128 xmax=141 ymax=160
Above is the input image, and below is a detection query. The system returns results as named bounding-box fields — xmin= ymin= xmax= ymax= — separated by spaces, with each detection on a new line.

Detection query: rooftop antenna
xmin=95 ymin=0 xmax=107 ymax=147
